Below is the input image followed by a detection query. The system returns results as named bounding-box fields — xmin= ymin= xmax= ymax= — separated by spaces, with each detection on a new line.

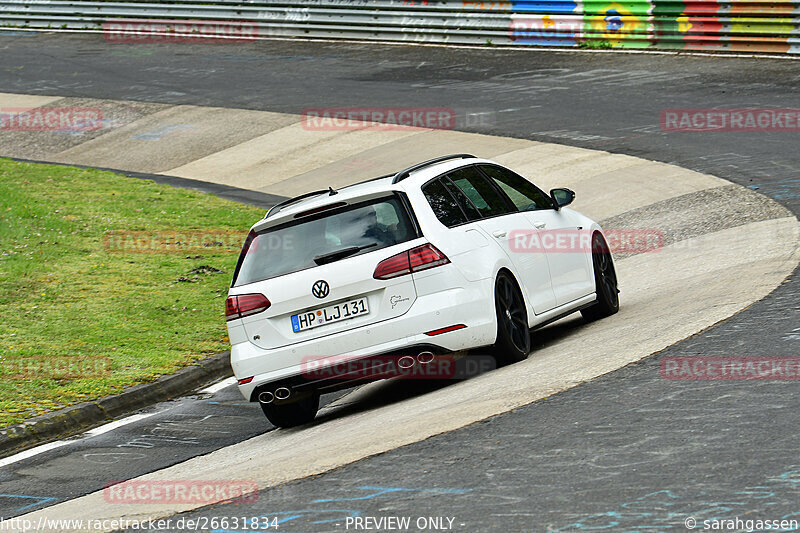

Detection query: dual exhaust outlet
xmin=259 ymin=387 xmax=290 ymax=405
xmin=398 ymin=350 xmax=435 ymax=369
xmin=256 ymin=351 xmax=435 ymax=404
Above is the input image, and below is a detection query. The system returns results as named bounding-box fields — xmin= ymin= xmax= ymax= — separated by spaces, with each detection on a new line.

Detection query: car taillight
xmin=225 ymin=293 xmax=271 ymax=321
xmin=373 ymin=244 xmax=450 ymax=280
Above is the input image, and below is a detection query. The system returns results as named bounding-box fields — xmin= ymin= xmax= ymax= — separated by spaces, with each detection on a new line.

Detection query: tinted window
xmin=479 ymin=165 xmax=553 ymax=211
xmin=423 ymin=179 xmax=467 ymax=227
xmin=234 ymin=196 xmax=417 ymax=286
xmin=442 ymin=177 xmax=482 ymax=221
xmin=447 ymin=166 xmax=510 ymax=218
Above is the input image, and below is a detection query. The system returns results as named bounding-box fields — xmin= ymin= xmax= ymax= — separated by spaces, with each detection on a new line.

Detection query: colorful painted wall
xmin=506 ymin=0 xmax=800 ymax=52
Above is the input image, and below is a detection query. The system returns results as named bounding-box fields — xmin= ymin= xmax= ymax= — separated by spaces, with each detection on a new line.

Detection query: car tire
xmin=492 ymin=272 xmax=531 ymax=365
xmin=581 ymin=232 xmax=620 ymax=322
xmin=260 ymin=392 xmax=320 ymax=428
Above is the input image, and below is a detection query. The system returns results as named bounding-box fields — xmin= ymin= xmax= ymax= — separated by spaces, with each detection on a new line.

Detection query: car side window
xmin=447 ymin=166 xmax=510 ymax=218
xmin=422 ymin=179 xmax=467 ymax=227
xmin=441 ymin=177 xmax=482 ymax=221
xmin=478 ymin=165 xmax=553 ymax=211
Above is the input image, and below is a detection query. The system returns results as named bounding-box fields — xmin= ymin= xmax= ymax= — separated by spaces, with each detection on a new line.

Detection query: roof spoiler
xmin=264 ymin=187 xmax=338 ymax=219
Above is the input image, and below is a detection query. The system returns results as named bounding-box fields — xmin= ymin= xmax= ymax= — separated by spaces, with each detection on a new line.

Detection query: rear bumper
xmin=232 ymin=279 xmax=496 ymax=401
xmin=246 ymin=344 xmax=454 ymax=403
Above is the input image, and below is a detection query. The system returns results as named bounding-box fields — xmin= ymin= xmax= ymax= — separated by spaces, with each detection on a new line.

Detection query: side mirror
xmin=550 ymin=188 xmax=575 ymax=209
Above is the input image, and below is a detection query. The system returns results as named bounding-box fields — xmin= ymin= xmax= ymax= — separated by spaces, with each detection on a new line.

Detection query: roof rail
xmin=264 ymin=187 xmax=338 ymax=219
xmin=343 ymin=172 xmax=396 ymax=189
xmin=391 ymin=154 xmax=476 ymax=184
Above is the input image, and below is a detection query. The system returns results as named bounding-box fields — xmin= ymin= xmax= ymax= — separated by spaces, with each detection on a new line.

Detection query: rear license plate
xmin=291 ymin=297 xmax=369 ymax=333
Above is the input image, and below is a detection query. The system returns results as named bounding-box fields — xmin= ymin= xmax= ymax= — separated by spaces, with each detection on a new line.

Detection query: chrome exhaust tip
xmin=417 ymin=351 xmax=435 ymax=364
xmin=398 ymin=356 xmax=416 ymax=369
xmin=274 ymin=387 xmax=291 ymax=400
xmin=258 ymin=391 xmax=275 ymax=404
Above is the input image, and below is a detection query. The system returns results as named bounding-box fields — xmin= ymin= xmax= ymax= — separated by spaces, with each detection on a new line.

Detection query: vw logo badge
xmin=312 ymin=280 xmax=330 ymax=299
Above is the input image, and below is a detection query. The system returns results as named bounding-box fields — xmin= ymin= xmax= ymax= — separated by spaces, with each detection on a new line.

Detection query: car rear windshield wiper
xmin=313 ymin=243 xmax=377 ymax=266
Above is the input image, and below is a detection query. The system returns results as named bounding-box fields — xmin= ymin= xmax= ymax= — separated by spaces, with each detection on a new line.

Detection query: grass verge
xmin=0 ymin=158 xmax=262 ymax=428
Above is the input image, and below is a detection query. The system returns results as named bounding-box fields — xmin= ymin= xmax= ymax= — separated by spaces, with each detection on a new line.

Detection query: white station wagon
xmin=226 ymin=155 xmax=619 ymax=427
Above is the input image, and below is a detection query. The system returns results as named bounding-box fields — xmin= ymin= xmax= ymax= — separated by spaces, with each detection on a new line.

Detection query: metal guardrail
xmin=0 ymin=0 xmax=798 ymax=54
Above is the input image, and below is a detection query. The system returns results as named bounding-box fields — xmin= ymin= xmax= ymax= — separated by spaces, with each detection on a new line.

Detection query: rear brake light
xmin=226 ymin=293 xmax=271 ymax=321
xmin=373 ymin=253 xmax=410 ymax=279
xmin=373 ymin=244 xmax=450 ymax=280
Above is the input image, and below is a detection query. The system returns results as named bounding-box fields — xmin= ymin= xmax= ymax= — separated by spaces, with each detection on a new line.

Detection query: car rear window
xmin=233 ymin=195 xmax=418 ymax=287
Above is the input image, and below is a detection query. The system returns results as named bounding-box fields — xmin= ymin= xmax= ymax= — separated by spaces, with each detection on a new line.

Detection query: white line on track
xmin=0 ymin=412 xmax=159 ymax=469
xmin=199 ymin=376 xmax=237 ymax=395
xmin=0 ymin=377 xmax=235 ymax=469
xmin=0 ymin=441 xmax=72 ymax=468
xmin=82 ymin=412 xmax=158 ymax=438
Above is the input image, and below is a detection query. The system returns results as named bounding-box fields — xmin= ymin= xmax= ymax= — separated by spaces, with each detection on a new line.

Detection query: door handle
xmin=492 ymin=230 xmax=507 ymax=238
xmin=533 ymin=222 xmax=547 ymax=229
